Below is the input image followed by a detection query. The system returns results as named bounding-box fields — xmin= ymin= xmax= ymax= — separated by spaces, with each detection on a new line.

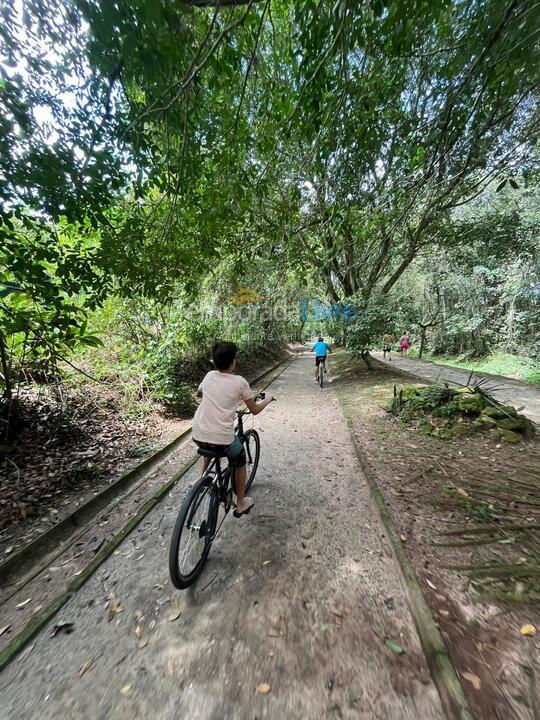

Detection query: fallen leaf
xmin=462 ymin=672 xmax=481 ymax=690
xmin=399 ymin=534 xmax=407 ymax=542
xmin=383 ymin=597 xmax=395 ymax=610
xmin=120 ymin=683 xmax=132 ymax=695
xmin=107 ymin=594 xmax=123 ymax=620
xmin=439 ymin=609 xmax=449 ymax=618
xmin=520 ymin=624 xmax=536 ymax=636
xmin=135 ymin=625 xmax=142 ymax=639
xmin=0 ymin=625 xmax=10 ymax=637
xmin=262 ymin=560 xmax=272 ymax=566
xmin=348 ymin=687 xmax=362 ymax=702
xmin=4 ymin=546 xmax=13 ymax=554
xmin=426 ymin=579 xmax=437 ymax=590
xmin=456 ymin=487 xmax=469 ymax=497
xmin=79 ymin=658 xmax=94 ymax=677
xmin=16 ymin=598 xmax=32 ymax=609
xmin=384 ymin=638 xmax=405 ymax=655
xmin=256 ymin=682 xmax=271 ymax=694
xmin=51 ymin=621 xmax=74 ymax=637
xmin=168 ymin=610 xmax=181 ymax=622
xmin=138 ymin=639 xmax=148 ymax=650
xmin=166 ymin=658 xmax=176 ymax=675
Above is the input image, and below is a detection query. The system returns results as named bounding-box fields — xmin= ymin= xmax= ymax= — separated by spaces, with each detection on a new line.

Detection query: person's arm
xmin=327 ymin=344 xmax=332 ymax=354
xmin=244 ymin=394 xmax=274 ymax=415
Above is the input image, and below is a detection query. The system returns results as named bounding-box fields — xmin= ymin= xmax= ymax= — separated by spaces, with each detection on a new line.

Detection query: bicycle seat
xmin=197 ymin=447 xmax=226 ymax=459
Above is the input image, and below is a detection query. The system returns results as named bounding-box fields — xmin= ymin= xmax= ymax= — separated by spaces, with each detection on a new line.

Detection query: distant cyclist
xmin=311 ymin=336 xmax=332 ymax=381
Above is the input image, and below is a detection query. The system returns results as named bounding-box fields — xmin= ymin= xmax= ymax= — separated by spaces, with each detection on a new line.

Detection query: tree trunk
xmin=361 ymin=350 xmax=373 ymax=369
xmin=419 ymin=326 xmax=427 ymax=359
xmin=0 ymin=334 xmax=12 ymax=405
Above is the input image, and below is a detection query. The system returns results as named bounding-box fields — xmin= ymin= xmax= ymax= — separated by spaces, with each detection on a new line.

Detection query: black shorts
xmin=194 ymin=438 xmax=246 ymax=468
xmin=383 ymin=345 xmax=391 ymax=352
xmin=315 ymin=356 xmax=327 ymax=366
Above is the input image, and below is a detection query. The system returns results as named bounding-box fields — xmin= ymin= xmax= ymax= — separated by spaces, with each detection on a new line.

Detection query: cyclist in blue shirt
xmin=311 ymin=336 xmax=332 ymax=381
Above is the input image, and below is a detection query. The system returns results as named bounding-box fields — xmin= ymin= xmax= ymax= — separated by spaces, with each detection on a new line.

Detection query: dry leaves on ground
xmin=462 ymin=671 xmax=481 ymax=690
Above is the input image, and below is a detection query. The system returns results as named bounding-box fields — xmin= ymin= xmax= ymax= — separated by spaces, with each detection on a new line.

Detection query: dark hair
xmin=318 ymin=336 xmax=323 ymax=341
xmin=212 ymin=341 xmax=238 ymax=371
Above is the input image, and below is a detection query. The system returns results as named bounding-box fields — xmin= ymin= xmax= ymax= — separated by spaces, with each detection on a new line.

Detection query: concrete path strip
xmin=0 ymin=355 xmax=445 ymax=720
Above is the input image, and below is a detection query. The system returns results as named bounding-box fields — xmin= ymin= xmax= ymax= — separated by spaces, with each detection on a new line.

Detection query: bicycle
xmin=317 ymin=358 xmax=326 ymax=388
xmin=168 ymin=393 xmax=268 ymax=589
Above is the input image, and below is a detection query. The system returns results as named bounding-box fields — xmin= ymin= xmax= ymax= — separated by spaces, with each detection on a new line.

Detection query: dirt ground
xmin=333 ymin=353 xmax=540 ymax=720
xmin=0 ymin=354 xmax=444 ymax=720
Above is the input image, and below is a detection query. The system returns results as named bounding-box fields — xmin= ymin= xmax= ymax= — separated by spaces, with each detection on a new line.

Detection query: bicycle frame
xmin=196 ymin=406 xmax=254 ymax=513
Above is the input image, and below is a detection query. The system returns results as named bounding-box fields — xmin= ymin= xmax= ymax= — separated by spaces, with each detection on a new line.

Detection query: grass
xmin=408 ymin=350 xmax=540 ymax=386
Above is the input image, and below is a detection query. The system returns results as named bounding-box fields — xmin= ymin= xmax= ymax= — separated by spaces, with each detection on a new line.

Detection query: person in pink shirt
xmin=399 ymin=331 xmax=411 ymax=357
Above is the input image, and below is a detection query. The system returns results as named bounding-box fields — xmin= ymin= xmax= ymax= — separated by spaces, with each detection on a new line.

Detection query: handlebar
xmin=236 ymin=392 xmax=276 ymax=417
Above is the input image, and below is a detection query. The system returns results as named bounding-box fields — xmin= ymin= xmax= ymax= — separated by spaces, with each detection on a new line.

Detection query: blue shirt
xmin=313 ymin=341 xmax=329 ymax=357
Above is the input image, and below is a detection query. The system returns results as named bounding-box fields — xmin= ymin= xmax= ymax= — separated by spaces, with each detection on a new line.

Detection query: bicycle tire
xmin=319 ymin=361 xmax=324 ymax=388
xmin=169 ymin=475 xmax=219 ymax=589
xmin=243 ymin=429 xmax=260 ymax=492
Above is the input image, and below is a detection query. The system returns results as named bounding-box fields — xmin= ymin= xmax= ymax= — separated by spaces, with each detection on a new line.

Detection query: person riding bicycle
xmin=193 ymin=341 xmax=273 ymax=518
xmin=311 ymin=336 xmax=332 ymax=381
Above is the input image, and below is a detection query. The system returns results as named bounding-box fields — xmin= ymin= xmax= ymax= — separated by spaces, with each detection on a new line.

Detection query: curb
xmin=0 ymin=454 xmax=198 ymax=673
xmin=338 ymin=398 xmax=474 ymax=720
xmin=0 ymin=354 xmax=291 ymax=587
xmin=0 ymin=356 xmax=295 ymax=672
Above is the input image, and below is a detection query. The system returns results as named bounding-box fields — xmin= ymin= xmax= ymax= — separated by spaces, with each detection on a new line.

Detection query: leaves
xmin=79 ymin=658 xmax=94 ymax=677
xmin=107 ymin=593 xmax=123 ymax=621
xmin=384 ymin=638 xmax=405 ymax=655
xmin=51 ymin=621 xmax=75 ymax=637
xmin=462 ymin=672 xmax=481 ymax=690
xmin=15 ymin=597 xmax=32 ymax=609
xmin=520 ymin=624 xmax=536 ymax=636
xmin=256 ymin=682 xmax=271 ymax=694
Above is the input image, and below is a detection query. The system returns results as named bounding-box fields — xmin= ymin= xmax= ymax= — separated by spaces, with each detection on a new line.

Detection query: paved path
xmin=0 ymin=355 xmax=443 ymax=720
xmin=373 ymin=353 xmax=540 ymax=424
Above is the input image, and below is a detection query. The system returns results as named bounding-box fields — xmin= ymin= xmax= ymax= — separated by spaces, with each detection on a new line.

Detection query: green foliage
xmin=0 ymin=215 xmax=109 ymax=398
xmin=345 ymin=295 xmax=397 ymax=355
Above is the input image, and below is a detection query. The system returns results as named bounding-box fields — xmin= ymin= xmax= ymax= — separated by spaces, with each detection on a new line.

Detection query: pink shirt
xmin=192 ymin=371 xmax=254 ymax=445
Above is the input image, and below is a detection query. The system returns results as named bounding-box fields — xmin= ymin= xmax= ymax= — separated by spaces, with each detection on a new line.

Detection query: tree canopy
xmin=1 ymin=0 xmax=539 ymax=379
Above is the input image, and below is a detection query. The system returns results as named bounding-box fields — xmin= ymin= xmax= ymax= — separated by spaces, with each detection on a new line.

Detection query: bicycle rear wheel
xmin=243 ymin=429 xmax=260 ymax=492
xmin=169 ymin=475 xmax=219 ymax=589
xmin=319 ymin=362 xmax=324 ymax=388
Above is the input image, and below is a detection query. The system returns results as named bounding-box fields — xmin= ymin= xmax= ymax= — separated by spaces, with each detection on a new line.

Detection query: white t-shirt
xmin=192 ymin=371 xmax=254 ymax=445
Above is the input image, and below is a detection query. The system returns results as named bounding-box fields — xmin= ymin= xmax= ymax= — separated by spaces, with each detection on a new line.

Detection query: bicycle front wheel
xmin=243 ymin=429 xmax=260 ymax=492
xmin=169 ymin=475 xmax=219 ymax=589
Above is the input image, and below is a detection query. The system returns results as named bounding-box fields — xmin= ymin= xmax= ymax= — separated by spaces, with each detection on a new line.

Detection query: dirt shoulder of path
xmin=331 ymin=353 xmax=540 ymax=720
